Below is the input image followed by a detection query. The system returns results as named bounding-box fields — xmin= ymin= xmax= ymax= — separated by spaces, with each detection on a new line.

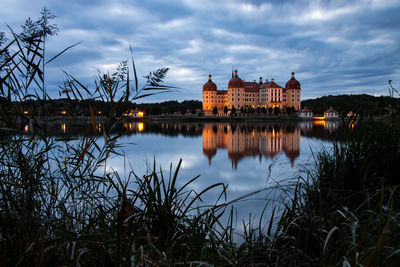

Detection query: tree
xmin=181 ymin=107 xmax=186 ymax=115
xmin=212 ymin=106 xmax=218 ymax=115
xmin=257 ymin=107 xmax=261 ymax=114
xmin=224 ymin=106 xmax=228 ymax=116
xmin=261 ymin=107 xmax=266 ymax=114
xmin=274 ymin=106 xmax=280 ymax=115
xmin=268 ymin=107 xmax=273 ymax=115
xmin=231 ymin=106 xmax=236 ymax=116
xmin=151 ymin=106 xmax=162 ymax=116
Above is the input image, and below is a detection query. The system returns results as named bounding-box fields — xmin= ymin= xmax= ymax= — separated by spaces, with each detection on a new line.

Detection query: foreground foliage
xmin=272 ymin=117 xmax=400 ymax=266
xmin=1 ymin=10 xmax=400 ymax=266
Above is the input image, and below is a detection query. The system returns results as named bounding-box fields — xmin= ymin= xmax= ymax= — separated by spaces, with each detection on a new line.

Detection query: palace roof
xmin=228 ymin=69 xmax=244 ymax=88
xmin=285 ymin=72 xmax=301 ymax=90
xmin=216 ymin=90 xmax=228 ymax=95
xmin=268 ymin=80 xmax=283 ymax=88
xmin=244 ymin=82 xmax=260 ymax=93
xmin=203 ymin=74 xmax=217 ymax=91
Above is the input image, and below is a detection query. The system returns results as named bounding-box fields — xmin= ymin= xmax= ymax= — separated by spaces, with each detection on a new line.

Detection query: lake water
xmin=101 ymin=120 xmax=341 ymax=227
xmin=23 ymin=119 xmax=341 ymax=233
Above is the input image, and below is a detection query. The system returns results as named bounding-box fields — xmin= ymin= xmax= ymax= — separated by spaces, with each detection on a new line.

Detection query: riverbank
xmin=15 ymin=114 xmax=311 ymax=125
xmin=148 ymin=114 xmax=303 ymax=122
xmin=15 ymin=114 xmax=345 ymax=126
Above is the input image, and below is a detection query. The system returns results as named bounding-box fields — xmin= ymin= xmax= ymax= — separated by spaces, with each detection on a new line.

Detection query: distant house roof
xmin=325 ymin=107 xmax=337 ymax=113
xmin=132 ymin=109 xmax=143 ymax=114
xmin=299 ymin=107 xmax=313 ymax=113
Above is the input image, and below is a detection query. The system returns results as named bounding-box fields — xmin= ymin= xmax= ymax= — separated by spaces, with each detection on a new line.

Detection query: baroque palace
xmin=202 ymin=70 xmax=301 ymax=116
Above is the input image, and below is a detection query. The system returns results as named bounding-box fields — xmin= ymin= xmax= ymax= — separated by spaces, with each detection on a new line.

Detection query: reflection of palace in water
xmin=203 ymin=123 xmax=300 ymax=169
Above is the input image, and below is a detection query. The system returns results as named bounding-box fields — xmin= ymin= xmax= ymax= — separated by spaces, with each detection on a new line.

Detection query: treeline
xmin=301 ymin=94 xmax=400 ymax=116
xmin=1 ymin=97 xmax=202 ymax=116
xmin=136 ymin=100 xmax=202 ymax=115
xmin=8 ymin=93 xmax=400 ymax=118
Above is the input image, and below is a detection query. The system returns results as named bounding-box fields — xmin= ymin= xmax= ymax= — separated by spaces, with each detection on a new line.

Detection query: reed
xmin=0 ymin=11 xmax=239 ymax=266
xmin=1 ymin=10 xmax=399 ymax=266
xmin=268 ymin=116 xmax=400 ymax=265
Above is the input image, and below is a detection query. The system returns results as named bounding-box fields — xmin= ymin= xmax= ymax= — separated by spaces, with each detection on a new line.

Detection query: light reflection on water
xmin=106 ymin=120 xmax=340 ymax=235
xmin=23 ymin=119 xmax=340 ymax=234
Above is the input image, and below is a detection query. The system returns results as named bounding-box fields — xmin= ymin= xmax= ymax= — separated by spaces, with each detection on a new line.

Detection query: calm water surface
xmin=103 ymin=120 xmax=340 ymax=224
xmin=26 ymin=119 xmax=341 ymax=231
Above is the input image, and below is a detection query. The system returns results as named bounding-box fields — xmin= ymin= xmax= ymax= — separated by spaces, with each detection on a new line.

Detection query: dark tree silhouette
xmin=231 ymin=106 xmax=236 ymax=116
xmin=261 ymin=107 xmax=266 ymax=114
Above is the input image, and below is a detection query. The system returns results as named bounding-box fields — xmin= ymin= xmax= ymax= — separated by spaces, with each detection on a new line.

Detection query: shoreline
xmin=14 ymin=114 xmax=342 ymax=125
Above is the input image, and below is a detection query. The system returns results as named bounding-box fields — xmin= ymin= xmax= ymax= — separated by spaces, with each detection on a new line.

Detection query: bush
xmin=271 ymin=116 xmax=400 ymax=265
xmin=212 ymin=106 xmax=218 ymax=115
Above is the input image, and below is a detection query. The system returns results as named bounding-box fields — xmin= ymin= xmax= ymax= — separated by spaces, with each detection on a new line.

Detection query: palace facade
xmin=202 ymin=70 xmax=301 ymax=116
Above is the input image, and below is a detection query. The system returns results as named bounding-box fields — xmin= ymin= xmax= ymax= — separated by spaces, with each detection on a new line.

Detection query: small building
xmin=298 ymin=107 xmax=313 ymax=118
xmin=385 ymin=105 xmax=396 ymax=114
xmin=324 ymin=107 xmax=338 ymax=119
xmin=347 ymin=110 xmax=358 ymax=117
xmin=123 ymin=108 xmax=144 ymax=118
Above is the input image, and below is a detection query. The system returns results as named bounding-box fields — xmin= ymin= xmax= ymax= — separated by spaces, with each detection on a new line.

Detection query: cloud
xmin=0 ymin=0 xmax=399 ymax=100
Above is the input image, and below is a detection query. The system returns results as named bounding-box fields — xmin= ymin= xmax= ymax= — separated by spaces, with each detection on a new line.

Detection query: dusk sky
xmin=1 ymin=0 xmax=399 ymax=102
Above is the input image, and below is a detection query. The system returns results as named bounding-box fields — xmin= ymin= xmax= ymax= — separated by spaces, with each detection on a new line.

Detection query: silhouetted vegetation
xmin=302 ymin=94 xmax=400 ymax=116
xmin=2 ymin=98 xmax=202 ymax=117
xmin=270 ymin=116 xmax=400 ymax=265
xmin=1 ymin=10 xmax=400 ymax=266
xmin=212 ymin=106 xmax=218 ymax=115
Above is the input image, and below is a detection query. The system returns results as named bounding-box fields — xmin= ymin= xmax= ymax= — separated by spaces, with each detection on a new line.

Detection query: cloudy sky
xmin=1 ymin=0 xmax=400 ymax=101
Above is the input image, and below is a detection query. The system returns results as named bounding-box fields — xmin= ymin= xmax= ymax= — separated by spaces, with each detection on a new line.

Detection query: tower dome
xmin=203 ymin=74 xmax=217 ymax=91
xmin=228 ymin=69 xmax=244 ymax=88
xmin=285 ymin=72 xmax=301 ymax=90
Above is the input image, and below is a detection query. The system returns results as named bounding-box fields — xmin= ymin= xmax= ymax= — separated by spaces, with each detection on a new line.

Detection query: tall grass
xmin=0 ymin=10 xmax=230 ymax=266
xmin=1 ymin=10 xmax=400 ymax=266
xmin=269 ymin=117 xmax=400 ymax=265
